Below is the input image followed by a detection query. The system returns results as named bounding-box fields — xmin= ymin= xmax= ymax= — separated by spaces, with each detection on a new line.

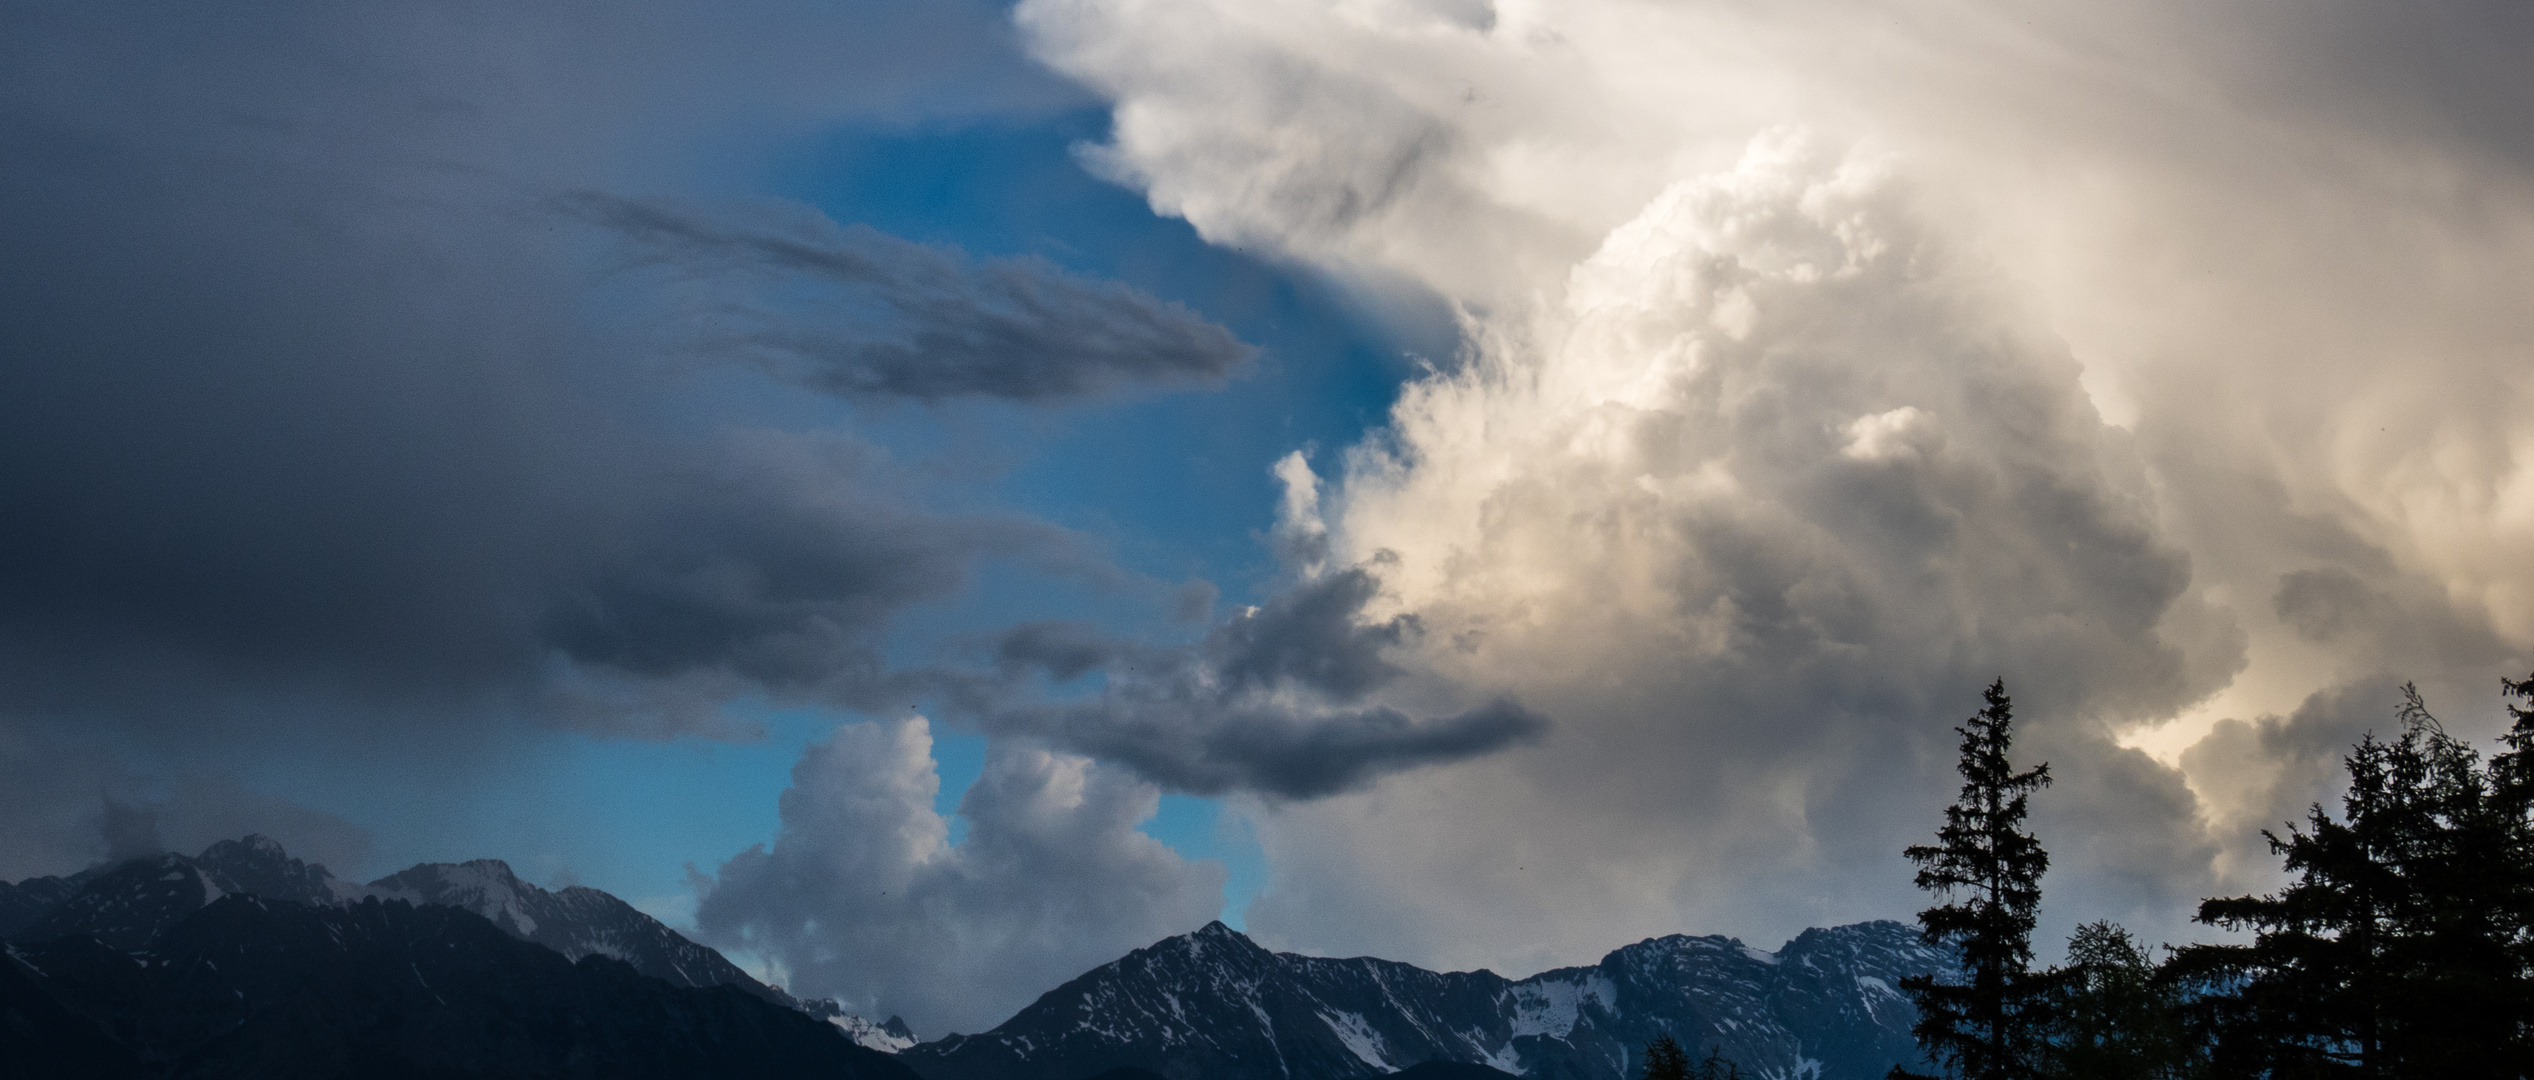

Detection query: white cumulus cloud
xmin=1017 ymin=0 xmax=2534 ymax=971
xmin=694 ymin=717 xmax=1225 ymax=1035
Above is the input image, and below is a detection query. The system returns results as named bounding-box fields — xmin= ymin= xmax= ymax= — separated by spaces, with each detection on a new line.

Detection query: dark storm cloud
xmin=2272 ymin=568 xmax=2388 ymax=644
xmin=1014 ymin=697 xmax=1548 ymax=799
xmin=2200 ymin=0 xmax=2534 ymax=174
xmin=79 ymin=782 xmax=371 ymax=874
xmin=530 ymin=431 xmax=1081 ymax=736
xmin=0 ymin=0 xmax=1236 ymax=761
xmin=946 ymin=569 xmax=1549 ymax=798
xmin=564 ymin=193 xmax=1255 ymax=401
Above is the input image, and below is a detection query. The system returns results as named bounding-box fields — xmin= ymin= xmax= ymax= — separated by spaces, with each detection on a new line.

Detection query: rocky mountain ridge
xmin=2 ymin=892 xmax=918 ymax=1079
xmin=0 ymin=836 xmax=914 ymax=1050
xmin=6 ymin=838 xmax=1951 ymax=1080
xmin=902 ymin=920 xmax=1948 ymax=1080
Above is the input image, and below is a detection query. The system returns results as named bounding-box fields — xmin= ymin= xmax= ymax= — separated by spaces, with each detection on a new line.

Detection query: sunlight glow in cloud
xmin=1017 ymin=0 xmax=2534 ymax=970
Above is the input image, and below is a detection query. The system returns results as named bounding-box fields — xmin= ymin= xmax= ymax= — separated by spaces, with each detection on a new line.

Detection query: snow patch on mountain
xmin=826 ymin=1010 xmax=920 ymax=1053
xmin=1323 ymin=1008 xmax=1392 ymax=1069
xmin=1508 ymin=971 xmax=1614 ymax=1039
xmin=1479 ymin=1039 xmax=1527 ymax=1075
xmin=6 ymin=835 xmax=913 ymax=1044
xmin=902 ymin=920 xmax=1949 ymax=1080
xmin=369 ymin=859 xmax=543 ymax=936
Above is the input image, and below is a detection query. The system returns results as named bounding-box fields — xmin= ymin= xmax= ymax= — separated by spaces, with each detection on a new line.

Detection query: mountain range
xmin=2 ymin=837 xmax=1950 ymax=1080
xmin=4 ymin=893 xmax=917 ymax=1080
xmin=905 ymin=920 xmax=1945 ymax=1080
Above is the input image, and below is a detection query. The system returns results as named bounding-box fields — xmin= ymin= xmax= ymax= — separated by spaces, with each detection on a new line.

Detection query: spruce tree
xmin=1893 ymin=679 xmax=2055 ymax=1080
xmin=2490 ymin=670 xmax=2534 ymax=1063
xmin=2039 ymin=921 xmax=2192 ymax=1080
xmin=1640 ymin=1034 xmax=1691 ymax=1080
xmin=2172 ymin=682 xmax=2534 ymax=1077
xmin=2170 ymin=736 xmax=2404 ymax=1076
xmin=1689 ymin=1045 xmax=1749 ymax=1080
xmin=2378 ymin=687 xmax=2527 ymax=1077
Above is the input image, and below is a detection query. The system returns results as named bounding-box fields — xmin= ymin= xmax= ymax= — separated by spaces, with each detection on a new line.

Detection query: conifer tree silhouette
xmin=2172 ymin=681 xmax=2534 ymax=1077
xmin=1638 ymin=1034 xmax=1690 ymax=1080
xmin=1893 ymin=679 xmax=2054 ymax=1080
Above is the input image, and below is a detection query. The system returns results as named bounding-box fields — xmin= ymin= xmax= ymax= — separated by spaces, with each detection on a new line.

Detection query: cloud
xmin=1269 ymin=450 xmax=1333 ymax=571
xmin=146 ymin=776 xmax=378 ymax=878
xmin=1015 ymin=0 xmax=2534 ymax=970
xmin=2177 ymin=679 xmax=2410 ymax=867
xmin=938 ymin=557 xmax=1548 ymax=799
xmin=1216 ymin=135 xmax=2236 ymax=966
xmin=0 ymin=0 xmax=1234 ymax=751
xmin=82 ymin=778 xmax=374 ymax=879
xmin=99 ymin=796 xmax=164 ymax=864
xmin=0 ymin=0 xmax=1267 ymax=917
xmin=563 ymin=193 xmax=1253 ymax=401
xmin=0 ymin=721 xmax=375 ymax=881
xmin=693 ymin=717 xmax=1224 ymax=1036
xmin=532 ymin=430 xmax=1072 ymax=736
xmin=2271 ymin=568 xmax=2388 ymax=645
xmin=988 ymin=691 xmax=1547 ymax=800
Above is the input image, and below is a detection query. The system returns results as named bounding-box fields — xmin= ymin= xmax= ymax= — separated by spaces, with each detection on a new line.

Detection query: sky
xmin=5 ymin=0 xmax=2534 ymax=1041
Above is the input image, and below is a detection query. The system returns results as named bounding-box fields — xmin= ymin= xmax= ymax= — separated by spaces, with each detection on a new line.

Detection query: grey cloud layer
xmin=0 ymin=721 xmax=377 ymax=883
xmin=530 ymin=431 xmax=1077 ymax=735
xmin=566 ymin=193 xmax=1254 ymax=401
xmin=944 ymin=568 xmax=1549 ymax=798
xmin=0 ymin=2 xmax=1239 ymax=728
xmin=0 ymin=0 xmax=1274 ymax=875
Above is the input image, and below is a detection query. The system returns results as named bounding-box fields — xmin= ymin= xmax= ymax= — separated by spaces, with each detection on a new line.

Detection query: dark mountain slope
xmin=0 ymin=875 xmax=88 ymax=939
xmin=10 ymin=856 xmax=227 ymax=952
xmin=6 ymin=894 xmax=922 ymax=1080
xmin=1393 ymin=1064 xmax=1522 ymax=1080
xmin=0 ymin=946 xmax=150 ymax=1080
xmin=907 ymin=922 xmax=1514 ymax=1080
xmin=2 ymin=837 xmax=926 ymax=1044
xmin=8 ymin=836 xmax=353 ymax=952
xmin=192 ymin=837 xmax=357 ymax=907
xmin=367 ymin=858 xmax=788 ymax=1005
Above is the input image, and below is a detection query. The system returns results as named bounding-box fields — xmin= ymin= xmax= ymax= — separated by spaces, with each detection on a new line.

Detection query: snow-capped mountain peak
xmin=368 ymin=858 xmax=546 ymax=936
xmin=358 ymin=857 xmax=827 ymax=1013
xmin=796 ymin=1000 xmax=920 ymax=1053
